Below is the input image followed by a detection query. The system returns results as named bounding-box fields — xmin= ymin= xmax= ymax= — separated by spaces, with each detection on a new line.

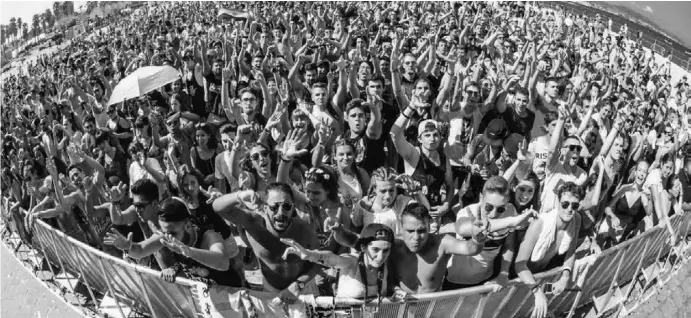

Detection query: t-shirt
xmin=528 ymin=135 xmax=551 ymax=175
xmin=204 ymin=72 xmax=224 ymax=112
xmin=214 ymin=151 xmax=240 ymax=192
xmin=540 ymin=162 xmax=587 ymax=213
xmin=446 ymin=203 xmax=517 ymax=284
xmin=479 ymin=107 xmax=535 ymax=138
xmin=128 ymin=158 xmax=165 ymax=199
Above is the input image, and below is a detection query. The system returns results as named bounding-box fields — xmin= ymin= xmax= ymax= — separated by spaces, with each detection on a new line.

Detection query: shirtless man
xmin=212 ymin=183 xmax=320 ymax=300
xmin=335 ymin=202 xmax=485 ymax=294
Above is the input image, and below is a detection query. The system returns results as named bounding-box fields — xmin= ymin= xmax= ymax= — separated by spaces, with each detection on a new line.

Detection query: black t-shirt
xmin=204 ymin=72 xmax=224 ymax=112
xmin=479 ymin=106 xmax=535 ymax=137
xmin=678 ymin=171 xmax=691 ymax=204
xmin=343 ymin=131 xmax=386 ymax=175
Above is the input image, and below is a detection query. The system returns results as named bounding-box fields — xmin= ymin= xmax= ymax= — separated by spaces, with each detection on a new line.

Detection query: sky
xmin=608 ymin=1 xmax=691 ymax=49
xmin=1 ymin=1 xmax=690 ymax=49
xmin=0 ymin=1 xmax=86 ymax=25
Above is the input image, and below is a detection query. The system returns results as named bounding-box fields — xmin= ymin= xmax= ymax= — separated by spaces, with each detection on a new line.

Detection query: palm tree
xmin=22 ymin=22 xmax=29 ymax=42
xmin=44 ymin=9 xmax=54 ymax=28
xmin=53 ymin=2 xmax=62 ymax=20
xmin=1 ymin=25 xmax=7 ymax=45
xmin=32 ymin=14 xmax=41 ymax=39
xmin=63 ymin=1 xmax=75 ymax=16
xmin=8 ymin=17 xmax=17 ymax=46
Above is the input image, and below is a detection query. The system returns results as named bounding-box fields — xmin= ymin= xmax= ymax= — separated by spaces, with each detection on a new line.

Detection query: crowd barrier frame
xmin=3 ymin=194 xmax=690 ymax=318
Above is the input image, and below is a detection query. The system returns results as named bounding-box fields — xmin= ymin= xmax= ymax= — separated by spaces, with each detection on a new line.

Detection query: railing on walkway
xmin=3 ymin=194 xmax=690 ymax=318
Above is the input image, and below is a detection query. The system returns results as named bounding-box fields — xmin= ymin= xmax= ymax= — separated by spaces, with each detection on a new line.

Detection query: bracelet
xmin=235 ymin=192 xmax=247 ymax=209
xmin=281 ymin=155 xmax=292 ymax=162
xmin=402 ymin=112 xmax=411 ymax=119
xmin=529 ymin=284 xmax=542 ymax=293
xmin=180 ymin=245 xmax=191 ymax=257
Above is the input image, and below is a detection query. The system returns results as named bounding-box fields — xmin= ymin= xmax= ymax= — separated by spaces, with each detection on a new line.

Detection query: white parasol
xmin=107 ymin=66 xmax=180 ymax=105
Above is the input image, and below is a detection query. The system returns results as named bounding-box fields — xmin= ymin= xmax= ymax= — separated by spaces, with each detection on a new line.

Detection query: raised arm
xmin=389 ymin=107 xmax=418 ymax=163
xmin=281 ymin=238 xmax=355 ymax=270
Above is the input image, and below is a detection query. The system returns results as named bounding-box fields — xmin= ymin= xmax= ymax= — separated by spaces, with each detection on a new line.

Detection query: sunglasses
xmin=565 ymin=144 xmax=582 ymax=152
xmin=484 ymin=203 xmax=506 ymax=214
xmin=560 ymin=201 xmax=580 ymax=210
xmin=268 ymin=202 xmax=293 ymax=213
xmin=250 ymin=150 xmax=270 ymax=161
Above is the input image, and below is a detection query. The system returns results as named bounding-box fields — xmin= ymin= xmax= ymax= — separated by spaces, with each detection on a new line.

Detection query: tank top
xmin=184 ymin=72 xmax=206 ymax=117
xmin=336 ymin=257 xmax=389 ymax=299
xmin=338 ymin=173 xmax=363 ymax=208
xmin=411 ymin=147 xmax=446 ymax=206
xmin=110 ymin=116 xmax=133 ymax=152
xmin=614 ymin=192 xmax=646 ymax=225
xmin=172 ymin=227 xmax=243 ymax=287
xmin=192 ymin=146 xmax=217 ymax=177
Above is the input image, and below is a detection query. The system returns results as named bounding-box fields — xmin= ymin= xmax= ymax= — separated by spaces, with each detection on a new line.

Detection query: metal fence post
xmin=96 ymin=257 xmax=128 ymax=318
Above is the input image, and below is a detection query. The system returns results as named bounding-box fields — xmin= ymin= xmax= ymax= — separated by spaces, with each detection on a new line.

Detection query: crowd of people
xmin=2 ymin=2 xmax=691 ymax=317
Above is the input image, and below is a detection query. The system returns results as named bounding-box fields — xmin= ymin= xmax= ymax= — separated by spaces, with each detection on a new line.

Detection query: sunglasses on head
xmin=565 ymin=144 xmax=582 ymax=152
xmin=484 ymin=203 xmax=506 ymax=214
xmin=268 ymin=202 xmax=293 ymax=213
xmin=560 ymin=201 xmax=580 ymax=210
xmin=250 ymin=150 xmax=270 ymax=161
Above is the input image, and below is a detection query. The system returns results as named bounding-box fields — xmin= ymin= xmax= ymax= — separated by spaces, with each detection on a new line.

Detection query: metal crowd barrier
xmin=3 ymin=193 xmax=691 ymax=318
xmin=292 ymin=214 xmax=691 ymax=318
xmin=1 ymin=197 xmax=209 ymax=318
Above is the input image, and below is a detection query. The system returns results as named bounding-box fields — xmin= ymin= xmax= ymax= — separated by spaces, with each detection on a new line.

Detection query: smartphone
xmin=542 ymin=283 xmax=554 ymax=294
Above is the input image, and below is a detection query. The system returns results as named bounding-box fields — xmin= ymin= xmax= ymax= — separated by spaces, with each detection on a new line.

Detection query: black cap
xmin=355 ymin=223 xmax=394 ymax=247
xmin=158 ymin=198 xmax=189 ymax=223
xmin=485 ymin=119 xmax=509 ymax=140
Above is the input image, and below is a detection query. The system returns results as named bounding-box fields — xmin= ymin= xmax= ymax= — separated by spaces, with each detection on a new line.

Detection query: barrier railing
xmin=1 ymin=197 xmax=209 ymax=318
xmin=2 ymin=193 xmax=690 ymax=318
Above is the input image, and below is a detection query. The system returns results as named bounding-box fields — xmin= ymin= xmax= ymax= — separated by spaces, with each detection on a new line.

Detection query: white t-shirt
xmin=129 ymin=158 xmax=165 ymax=199
xmin=446 ymin=203 xmax=517 ymax=284
xmin=214 ymin=151 xmax=239 ymax=192
xmin=540 ymin=162 xmax=587 ymax=213
xmin=528 ymin=135 xmax=551 ymax=173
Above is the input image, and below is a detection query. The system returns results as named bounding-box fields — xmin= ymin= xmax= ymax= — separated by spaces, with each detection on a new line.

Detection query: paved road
xmin=1 ymin=243 xmax=84 ymax=318
xmin=626 ymin=259 xmax=691 ymax=318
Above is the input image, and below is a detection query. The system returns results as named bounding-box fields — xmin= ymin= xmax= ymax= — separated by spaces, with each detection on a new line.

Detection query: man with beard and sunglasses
xmin=213 ymin=183 xmax=321 ymax=303
xmin=446 ymin=177 xmax=536 ymax=291
xmin=540 ymin=107 xmax=587 ymax=213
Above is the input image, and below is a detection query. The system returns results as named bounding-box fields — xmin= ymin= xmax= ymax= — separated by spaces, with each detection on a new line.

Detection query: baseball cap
xmin=418 ymin=119 xmax=439 ymax=136
xmin=355 ymin=223 xmax=394 ymax=247
xmin=485 ymin=119 xmax=509 ymax=140
xmin=158 ymin=198 xmax=190 ymax=223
